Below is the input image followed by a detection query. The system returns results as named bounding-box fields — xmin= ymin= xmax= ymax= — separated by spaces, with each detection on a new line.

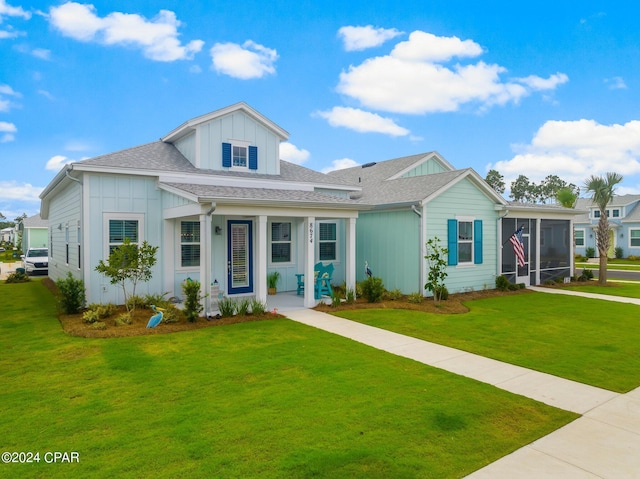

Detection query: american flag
xmin=509 ymin=226 xmax=526 ymax=267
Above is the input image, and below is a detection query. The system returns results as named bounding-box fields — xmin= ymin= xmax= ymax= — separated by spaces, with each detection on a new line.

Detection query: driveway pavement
xmin=0 ymin=261 xmax=19 ymax=280
xmin=285 ymin=287 xmax=640 ymax=478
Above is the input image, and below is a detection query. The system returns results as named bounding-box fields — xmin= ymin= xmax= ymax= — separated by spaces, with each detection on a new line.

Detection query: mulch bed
xmin=42 ymin=277 xmax=529 ymax=339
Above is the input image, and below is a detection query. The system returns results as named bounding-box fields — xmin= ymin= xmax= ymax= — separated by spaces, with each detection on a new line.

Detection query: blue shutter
xmin=248 ymin=146 xmax=258 ymax=170
xmin=474 ymin=220 xmax=483 ymax=264
xmin=222 ymin=142 xmax=231 ymax=167
xmin=447 ymin=219 xmax=458 ymax=266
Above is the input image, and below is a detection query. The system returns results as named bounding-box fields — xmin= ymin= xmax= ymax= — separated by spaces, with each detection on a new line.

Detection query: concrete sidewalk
xmin=284 ymin=287 xmax=640 ymax=478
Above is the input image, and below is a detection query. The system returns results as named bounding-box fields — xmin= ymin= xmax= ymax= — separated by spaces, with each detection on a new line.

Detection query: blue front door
xmin=227 ymin=220 xmax=253 ymax=294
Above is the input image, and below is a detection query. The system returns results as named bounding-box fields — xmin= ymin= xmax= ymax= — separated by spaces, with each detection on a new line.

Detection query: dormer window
xmin=222 ymin=142 xmax=258 ymax=170
xmin=233 ymin=146 xmax=247 ymax=167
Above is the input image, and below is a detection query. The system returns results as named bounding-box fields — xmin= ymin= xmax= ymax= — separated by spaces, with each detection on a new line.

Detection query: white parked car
xmin=22 ymin=248 xmax=49 ymax=275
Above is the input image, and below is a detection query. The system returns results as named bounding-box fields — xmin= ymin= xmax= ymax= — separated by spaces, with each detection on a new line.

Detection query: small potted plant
xmin=267 ymin=271 xmax=281 ymax=295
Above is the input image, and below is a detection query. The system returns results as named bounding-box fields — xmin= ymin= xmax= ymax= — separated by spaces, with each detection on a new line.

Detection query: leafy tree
xmin=584 ymin=172 xmax=623 ymax=285
xmin=510 ymin=175 xmax=534 ymax=202
xmin=95 ymin=238 xmax=159 ymax=314
xmin=424 ymin=237 xmax=449 ymax=303
xmin=485 ymin=169 xmax=505 ymax=194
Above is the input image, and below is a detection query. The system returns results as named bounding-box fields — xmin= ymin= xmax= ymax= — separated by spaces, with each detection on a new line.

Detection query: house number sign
xmin=309 ymin=223 xmax=314 ymax=244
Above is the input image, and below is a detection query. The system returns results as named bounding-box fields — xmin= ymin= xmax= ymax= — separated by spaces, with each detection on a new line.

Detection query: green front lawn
xmin=0 ymin=281 xmax=576 ymax=479
xmin=561 ymin=282 xmax=640 ymax=298
xmin=336 ymin=292 xmax=640 ymax=393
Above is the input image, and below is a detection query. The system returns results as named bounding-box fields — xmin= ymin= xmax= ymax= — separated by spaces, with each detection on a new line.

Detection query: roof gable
xmin=162 ymin=102 xmax=289 ymax=143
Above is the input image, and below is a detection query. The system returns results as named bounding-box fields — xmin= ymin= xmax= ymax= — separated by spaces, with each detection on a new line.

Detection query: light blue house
xmin=40 ymin=102 xmax=578 ymax=311
xmin=573 ymin=195 xmax=640 ymax=258
xmin=19 ymin=213 xmax=48 ymax=251
xmin=329 ymin=155 xmax=578 ymax=291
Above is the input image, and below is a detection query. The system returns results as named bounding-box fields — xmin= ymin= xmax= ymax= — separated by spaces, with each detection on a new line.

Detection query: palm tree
xmin=584 ymin=172 xmax=623 ymax=285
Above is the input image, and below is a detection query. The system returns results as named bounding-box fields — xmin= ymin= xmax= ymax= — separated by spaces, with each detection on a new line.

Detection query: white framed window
xmin=103 ymin=213 xmax=144 ymax=258
xmin=318 ymin=222 xmax=337 ymax=261
xmin=457 ymin=220 xmax=473 ymax=264
xmin=612 ymin=209 xmax=620 ymax=218
xmin=270 ymin=221 xmax=292 ymax=263
xmin=575 ymin=229 xmax=585 ymax=247
xmin=180 ymin=221 xmax=200 ymax=268
xmin=630 ymin=229 xmax=640 ymax=248
xmin=233 ymin=145 xmax=247 ymax=168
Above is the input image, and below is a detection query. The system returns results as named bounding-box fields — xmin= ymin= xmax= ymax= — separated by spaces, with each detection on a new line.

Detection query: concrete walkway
xmin=284 ymin=287 xmax=640 ymax=478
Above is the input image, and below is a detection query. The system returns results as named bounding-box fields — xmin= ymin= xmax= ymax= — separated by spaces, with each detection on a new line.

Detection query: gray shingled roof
xmin=327 ymin=152 xmax=435 ymax=185
xmin=574 ymin=195 xmax=640 ymax=222
xmin=76 ymin=140 xmax=358 ymax=188
xmin=162 ymin=183 xmax=358 ymax=206
xmin=22 ymin=213 xmax=47 ymax=228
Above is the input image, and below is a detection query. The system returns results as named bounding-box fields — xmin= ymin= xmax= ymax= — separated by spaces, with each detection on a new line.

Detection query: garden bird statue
xmin=365 ymin=261 xmax=372 ymax=278
xmin=146 ymin=305 xmax=165 ymax=328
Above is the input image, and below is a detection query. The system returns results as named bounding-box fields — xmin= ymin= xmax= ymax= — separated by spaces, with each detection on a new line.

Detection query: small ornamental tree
xmin=95 ymin=238 xmax=159 ymax=314
xmin=424 ymin=237 xmax=449 ymax=303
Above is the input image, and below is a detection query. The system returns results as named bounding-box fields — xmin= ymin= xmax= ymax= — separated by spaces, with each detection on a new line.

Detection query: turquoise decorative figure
xmin=146 ymin=305 xmax=165 ymax=328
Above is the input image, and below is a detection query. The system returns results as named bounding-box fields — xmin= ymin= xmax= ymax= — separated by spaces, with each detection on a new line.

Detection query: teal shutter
xmin=447 ymin=219 xmax=458 ymax=266
xmin=222 ymin=143 xmax=231 ymax=167
xmin=248 ymin=146 xmax=258 ymax=170
xmin=474 ymin=220 xmax=483 ymax=264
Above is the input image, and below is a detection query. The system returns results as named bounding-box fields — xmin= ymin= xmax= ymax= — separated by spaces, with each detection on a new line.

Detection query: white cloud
xmin=321 ymin=158 xmax=360 ymax=173
xmin=37 ymin=89 xmax=55 ymax=100
xmin=338 ymin=25 xmax=403 ymax=51
xmin=489 ymin=119 xmax=640 ymax=188
xmin=0 ymin=180 xmax=42 ymax=202
xmin=0 ymin=121 xmax=16 ymax=142
xmin=336 ymin=30 xmax=568 ymax=115
xmin=210 ymin=40 xmax=277 ymax=79
xmin=316 ymin=106 xmax=409 ymax=136
xmin=31 ymin=47 xmax=51 ymax=60
xmin=604 ymin=76 xmax=627 ymax=90
xmin=45 ymin=154 xmax=75 ymax=171
xmin=48 ymin=2 xmax=203 ymax=61
xmin=280 ymin=142 xmax=310 ymax=165
xmin=0 ymin=83 xmax=20 ymax=112
xmin=0 ymin=0 xmax=30 ymax=20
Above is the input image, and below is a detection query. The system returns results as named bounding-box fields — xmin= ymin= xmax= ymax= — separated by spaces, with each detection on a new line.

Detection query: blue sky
xmin=2 ymin=0 xmax=640 ymax=220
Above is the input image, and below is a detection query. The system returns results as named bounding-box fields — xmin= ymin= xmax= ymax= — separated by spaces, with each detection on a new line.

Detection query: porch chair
xmin=295 ymin=262 xmax=335 ymax=299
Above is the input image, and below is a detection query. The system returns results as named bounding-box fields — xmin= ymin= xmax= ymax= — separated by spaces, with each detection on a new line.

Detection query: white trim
xmin=575 ymin=228 xmax=586 ymax=247
xmin=455 ymin=215 xmax=475 ymax=265
xmin=316 ymin=220 xmax=339 ymax=263
xmin=177 ymin=219 xmax=201 ymax=271
xmin=102 ymin=212 xmax=144 ymax=259
xmin=268 ymin=219 xmax=294 ymax=266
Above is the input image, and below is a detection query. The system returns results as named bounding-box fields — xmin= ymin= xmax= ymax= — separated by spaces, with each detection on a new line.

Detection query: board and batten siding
xmin=356 ymin=209 xmax=420 ymax=293
xmin=401 ymin=159 xmax=447 ymax=177
xmin=86 ymin=173 xmax=164 ymax=305
xmin=47 ymin=180 xmax=82 ymax=283
xmin=173 ymin=132 xmax=196 ymax=165
xmin=198 ymin=111 xmax=280 ymax=174
xmin=425 ymin=178 xmax=499 ymax=294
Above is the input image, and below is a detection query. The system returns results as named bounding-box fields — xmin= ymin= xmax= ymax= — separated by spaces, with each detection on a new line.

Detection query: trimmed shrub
xmin=182 ymin=279 xmax=204 ymax=322
xmin=585 ymin=246 xmax=596 ymax=258
xmin=434 ymin=285 xmax=449 ymax=300
xmin=386 ymin=288 xmax=403 ymax=300
xmin=407 ymin=292 xmax=423 ymax=304
xmin=615 ymin=246 xmax=624 ymax=259
xmin=56 ymin=273 xmax=86 ymax=314
xmin=5 ymin=271 xmax=30 ymax=283
xmin=361 ymin=276 xmax=385 ymax=303
xmin=495 ymin=275 xmax=510 ymax=291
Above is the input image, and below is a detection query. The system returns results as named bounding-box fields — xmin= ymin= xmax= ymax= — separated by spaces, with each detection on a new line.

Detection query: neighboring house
xmin=40 ymin=103 xmax=362 ymax=310
xmin=1 ymin=227 xmax=16 ymax=245
xmin=19 ymin=214 xmax=48 ymax=251
xmin=40 ymin=102 xmax=578 ymax=311
xmin=573 ymin=195 xmax=640 ymax=258
xmin=329 ymin=154 xmax=578 ymax=292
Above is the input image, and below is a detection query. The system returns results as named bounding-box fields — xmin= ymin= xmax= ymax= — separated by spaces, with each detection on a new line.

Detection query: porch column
xmin=304 ymin=216 xmax=316 ymax=308
xmin=201 ymin=213 xmax=212 ymax=314
xmin=345 ymin=217 xmax=356 ymax=295
xmin=535 ymin=218 xmax=541 ymax=285
xmin=256 ymin=215 xmax=267 ymax=304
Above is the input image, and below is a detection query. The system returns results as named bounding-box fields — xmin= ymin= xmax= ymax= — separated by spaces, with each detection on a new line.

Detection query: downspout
xmin=412 ymin=203 xmax=424 ymax=295
xmin=204 ymin=202 xmax=216 ymax=315
xmin=497 ymin=209 xmax=509 ymax=280
xmin=65 ymin=165 xmax=87 ymax=296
